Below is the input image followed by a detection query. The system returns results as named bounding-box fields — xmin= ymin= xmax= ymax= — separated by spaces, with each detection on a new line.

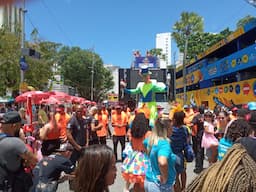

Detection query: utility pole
xmin=183 ymin=26 xmax=191 ymax=104
xmin=19 ymin=0 xmax=27 ymax=94
xmin=91 ymin=47 xmax=95 ymax=101
xmin=183 ymin=37 xmax=188 ymax=104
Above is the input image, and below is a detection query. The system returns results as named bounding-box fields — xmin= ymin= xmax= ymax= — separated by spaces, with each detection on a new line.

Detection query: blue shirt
xmin=218 ymin=137 xmax=233 ymax=161
xmin=143 ymin=138 xmax=176 ymax=185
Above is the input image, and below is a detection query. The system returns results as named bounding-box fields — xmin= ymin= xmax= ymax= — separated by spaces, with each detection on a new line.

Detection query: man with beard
xmin=0 ymin=111 xmax=38 ymax=192
xmin=67 ymin=105 xmax=87 ymax=166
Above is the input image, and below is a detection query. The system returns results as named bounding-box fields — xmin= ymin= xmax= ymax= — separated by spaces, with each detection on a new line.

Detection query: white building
xmin=156 ymin=32 xmax=172 ymax=68
xmin=104 ymin=64 xmax=119 ymax=94
xmin=0 ymin=4 xmax=21 ymax=33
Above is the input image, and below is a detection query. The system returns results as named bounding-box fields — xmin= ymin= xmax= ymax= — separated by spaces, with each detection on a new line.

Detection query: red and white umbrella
xmin=15 ymin=91 xmax=50 ymax=104
xmin=47 ymin=91 xmax=71 ymax=103
xmin=70 ymin=96 xmax=86 ymax=103
xmin=40 ymin=96 xmax=62 ymax=105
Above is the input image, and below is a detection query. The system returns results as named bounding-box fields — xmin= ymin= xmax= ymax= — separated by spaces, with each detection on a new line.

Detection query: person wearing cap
xmin=55 ymin=104 xmax=70 ymax=143
xmin=122 ymin=65 xmax=167 ymax=127
xmin=0 ymin=111 xmax=38 ymax=191
xmin=85 ymin=106 xmax=103 ymax=146
xmin=32 ymin=143 xmax=75 ymax=192
xmin=111 ymin=105 xmax=128 ymax=162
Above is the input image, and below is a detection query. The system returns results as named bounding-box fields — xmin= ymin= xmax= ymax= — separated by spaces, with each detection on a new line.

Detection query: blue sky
xmin=23 ymin=0 xmax=256 ymax=68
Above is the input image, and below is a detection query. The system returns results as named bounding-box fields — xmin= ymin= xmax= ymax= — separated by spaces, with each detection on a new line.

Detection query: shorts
xmin=144 ymin=180 xmax=173 ymax=192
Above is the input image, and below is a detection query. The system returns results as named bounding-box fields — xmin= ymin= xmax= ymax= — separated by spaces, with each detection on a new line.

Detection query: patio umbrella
xmin=47 ymin=91 xmax=71 ymax=103
xmin=40 ymin=96 xmax=62 ymax=105
xmin=15 ymin=91 xmax=50 ymax=104
xmin=71 ymin=96 xmax=86 ymax=103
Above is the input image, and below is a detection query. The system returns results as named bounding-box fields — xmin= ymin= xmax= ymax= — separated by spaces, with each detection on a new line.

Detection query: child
xmin=201 ymin=111 xmax=219 ymax=165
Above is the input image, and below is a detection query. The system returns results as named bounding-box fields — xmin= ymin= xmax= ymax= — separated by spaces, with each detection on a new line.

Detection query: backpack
xmin=0 ymin=135 xmax=33 ymax=192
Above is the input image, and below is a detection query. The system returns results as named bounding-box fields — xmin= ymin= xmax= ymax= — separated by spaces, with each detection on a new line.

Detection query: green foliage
xmin=172 ymin=12 xmax=204 ymax=54
xmin=23 ymin=41 xmax=60 ymax=91
xmin=58 ymin=46 xmax=114 ymax=101
xmin=0 ymin=27 xmax=21 ymax=95
xmin=149 ymin=48 xmax=166 ymax=60
xmin=172 ymin=12 xmax=233 ymax=61
xmin=236 ymin=15 xmax=256 ymax=29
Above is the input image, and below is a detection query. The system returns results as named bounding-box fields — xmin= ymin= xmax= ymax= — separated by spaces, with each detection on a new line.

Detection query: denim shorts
xmin=144 ymin=180 xmax=173 ymax=192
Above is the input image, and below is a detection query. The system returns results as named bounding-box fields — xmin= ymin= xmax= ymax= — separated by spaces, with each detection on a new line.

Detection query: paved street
xmin=57 ymin=138 xmax=206 ymax=192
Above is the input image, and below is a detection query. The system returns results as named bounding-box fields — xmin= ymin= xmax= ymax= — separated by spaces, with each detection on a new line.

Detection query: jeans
xmin=194 ymin=130 xmax=204 ymax=171
xmin=144 ymin=180 xmax=173 ymax=192
xmin=112 ymin=135 xmax=125 ymax=161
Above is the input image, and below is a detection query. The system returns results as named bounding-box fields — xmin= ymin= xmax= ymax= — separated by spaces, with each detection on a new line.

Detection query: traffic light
xmin=21 ymin=48 xmax=40 ymax=59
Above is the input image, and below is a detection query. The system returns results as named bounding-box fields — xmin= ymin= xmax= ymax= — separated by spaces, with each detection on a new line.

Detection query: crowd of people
xmin=0 ymin=98 xmax=256 ymax=192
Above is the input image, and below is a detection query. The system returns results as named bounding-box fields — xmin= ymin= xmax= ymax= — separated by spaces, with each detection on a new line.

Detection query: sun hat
xmin=0 ymin=111 xmax=21 ymax=124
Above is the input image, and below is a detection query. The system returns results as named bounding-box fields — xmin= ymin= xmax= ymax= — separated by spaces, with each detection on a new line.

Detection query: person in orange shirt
xmin=39 ymin=111 xmax=61 ymax=156
xmin=96 ymin=106 xmax=108 ymax=145
xmin=55 ymin=104 xmax=70 ymax=143
xmin=101 ymin=104 xmax=109 ymax=117
xmin=111 ymin=105 xmax=128 ymax=162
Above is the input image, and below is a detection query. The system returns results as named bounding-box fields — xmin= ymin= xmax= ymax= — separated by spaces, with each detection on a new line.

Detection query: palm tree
xmin=172 ymin=12 xmax=204 ymax=58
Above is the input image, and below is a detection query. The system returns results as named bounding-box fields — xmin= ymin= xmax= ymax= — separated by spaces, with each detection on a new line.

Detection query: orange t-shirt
xmin=101 ymin=109 xmax=109 ymax=117
xmin=95 ymin=113 xmax=108 ymax=137
xmin=55 ymin=113 xmax=70 ymax=141
xmin=184 ymin=109 xmax=194 ymax=127
xmin=131 ymin=131 xmax=151 ymax=151
xmin=112 ymin=112 xmax=127 ymax=136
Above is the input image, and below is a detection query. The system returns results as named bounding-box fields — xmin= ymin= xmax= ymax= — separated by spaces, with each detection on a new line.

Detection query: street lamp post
xmin=183 ymin=37 xmax=188 ymax=104
xmin=91 ymin=48 xmax=95 ymax=101
xmin=20 ymin=0 xmax=26 ymax=93
xmin=183 ymin=26 xmax=190 ymax=104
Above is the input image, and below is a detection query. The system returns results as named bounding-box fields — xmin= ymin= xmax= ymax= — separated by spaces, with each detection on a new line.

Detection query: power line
xmin=40 ymin=0 xmax=73 ymax=45
xmin=26 ymin=13 xmax=41 ymax=38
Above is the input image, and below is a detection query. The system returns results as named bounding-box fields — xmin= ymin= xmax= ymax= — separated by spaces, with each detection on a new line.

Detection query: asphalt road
xmin=57 ymin=138 xmax=206 ymax=192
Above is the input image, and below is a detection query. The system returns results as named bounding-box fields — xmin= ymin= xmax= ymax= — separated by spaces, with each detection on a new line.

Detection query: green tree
xmin=172 ymin=12 xmax=233 ymax=61
xmin=172 ymin=11 xmax=204 ymax=60
xmin=236 ymin=15 xmax=256 ymax=28
xmin=0 ymin=27 xmax=21 ymax=95
xmin=24 ymin=41 xmax=61 ymax=91
xmin=58 ymin=46 xmax=114 ymax=101
xmin=149 ymin=48 xmax=166 ymax=61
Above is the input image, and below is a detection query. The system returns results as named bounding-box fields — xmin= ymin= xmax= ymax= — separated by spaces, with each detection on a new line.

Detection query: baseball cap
xmin=0 ymin=111 xmax=21 ymax=124
xmin=248 ymin=102 xmax=256 ymax=111
xmin=183 ymin=104 xmax=189 ymax=109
